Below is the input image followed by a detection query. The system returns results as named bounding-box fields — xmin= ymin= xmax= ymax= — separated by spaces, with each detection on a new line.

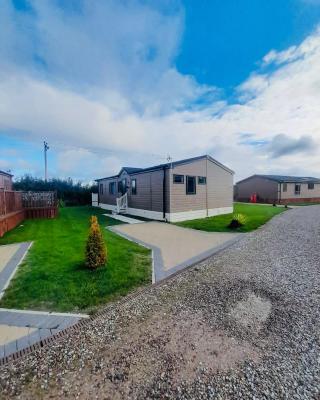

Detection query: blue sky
xmin=178 ymin=0 xmax=320 ymax=89
xmin=1 ymin=0 xmax=320 ymax=182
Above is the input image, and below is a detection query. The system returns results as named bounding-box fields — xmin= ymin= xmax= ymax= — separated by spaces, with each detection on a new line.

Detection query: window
xmin=283 ymin=183 xmax=287 ymax=192
xmin=131 ymin=179 xmax=137 ymax=195
xmin=173 ymin=174 xmax=184 ymax=184
xmin=308 ymin=183 xmax=314 ymax=190
xmin=198 ymin=176 xmax=207 ymax=185
xmin=295 ymin=184 xmax=301 ymax=195
xmin=109 ymin=182 xmax=116 ymax=195
xmin=99 ymin=183 xmax=103 ymax=195
xmin=186 ymin=176 xmax=196 ymax=195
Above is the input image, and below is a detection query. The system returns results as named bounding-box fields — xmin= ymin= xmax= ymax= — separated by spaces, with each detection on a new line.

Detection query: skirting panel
xmin=98 ymin=203 xmax=233 ymax=223
xmin=167 ymin=207 xmax=233 ymax=222
xmin=98 ymin=203 xmax=164 ymax=221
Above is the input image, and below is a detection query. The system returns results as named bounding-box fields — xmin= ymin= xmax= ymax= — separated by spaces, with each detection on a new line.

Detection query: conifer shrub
xmin=85 ymin=215 xmax=107 ymax=269
xmin=228 ymin=213 xmax=247 ymax=229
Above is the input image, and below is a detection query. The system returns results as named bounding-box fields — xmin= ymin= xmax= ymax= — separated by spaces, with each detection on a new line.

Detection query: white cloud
xmin=0 ymin=1 xmax=320 ymax=181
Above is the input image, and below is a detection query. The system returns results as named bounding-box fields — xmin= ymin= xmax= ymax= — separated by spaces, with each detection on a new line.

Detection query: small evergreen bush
xmin=228 ymin=213 xmax=247 ymax=229
xmin=85 ymin=215 xmax=107 ymax=269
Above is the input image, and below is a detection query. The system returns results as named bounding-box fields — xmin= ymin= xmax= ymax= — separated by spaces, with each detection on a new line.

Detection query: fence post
xmin=4 ymin=191 xmax=7 ymax=215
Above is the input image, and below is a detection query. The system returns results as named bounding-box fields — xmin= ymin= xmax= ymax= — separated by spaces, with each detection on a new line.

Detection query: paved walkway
xmin=0 ymin=242 xmax=32 ymax=299
xmin=0 ymin=309 xmax=87 ymax=358
xmin=0 ymin=243 xmax=88 ymax=358
xmin=110 ymin=222 xmax=241 ymax=282
xmin=103 ymin=213 xmax=143 ymax=224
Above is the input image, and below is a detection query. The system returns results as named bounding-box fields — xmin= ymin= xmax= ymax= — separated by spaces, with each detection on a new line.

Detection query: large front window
xmin=186 ymin=176 xmax=196 ymax=195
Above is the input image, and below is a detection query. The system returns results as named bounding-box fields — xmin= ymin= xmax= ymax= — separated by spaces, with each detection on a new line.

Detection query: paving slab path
xmin=103 ymin=213 xmax=144 ymax=224
xmin=0 ymin=243 xmax=88 ymax=358
xmin=0 ymin=309 xmax=87 ymax=358
xmin=0 ymin=242 xmax=32 ymax=299
xmin=0 ymin=206 xmax=320 ymax=399
xmin=111 ymin=222 xmax=241 ymax=282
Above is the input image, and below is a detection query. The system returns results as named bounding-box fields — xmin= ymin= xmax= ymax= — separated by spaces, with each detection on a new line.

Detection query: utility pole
xmin=44 ymin=141 xmax=49 ymax=182
xmin=167 ymin=155 xmax=173 ymax=222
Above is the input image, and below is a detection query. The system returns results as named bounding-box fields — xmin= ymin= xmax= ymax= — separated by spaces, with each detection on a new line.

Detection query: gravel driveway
xmin=1 ymin=206 xmax=320 ymax=399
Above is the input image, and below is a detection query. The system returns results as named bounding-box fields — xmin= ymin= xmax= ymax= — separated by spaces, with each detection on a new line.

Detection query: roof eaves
xmin=95 ymin=174 xmax=119 ymax=182
xmin=0 ymin=170 xmax=13 ymax=177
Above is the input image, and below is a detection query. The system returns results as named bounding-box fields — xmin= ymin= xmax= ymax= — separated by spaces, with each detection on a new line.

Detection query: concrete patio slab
xmin=0 ymin=325 xmax=37 ymax=346
xmin=110 ymin=222 xmax=242 ymax=282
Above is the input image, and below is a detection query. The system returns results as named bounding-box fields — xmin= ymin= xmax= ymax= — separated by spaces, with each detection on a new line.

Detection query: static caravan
xmin=95 ymin=155 xmax=234 ymax=222
xmin=235 ymin=174 xmax=320 ymax=204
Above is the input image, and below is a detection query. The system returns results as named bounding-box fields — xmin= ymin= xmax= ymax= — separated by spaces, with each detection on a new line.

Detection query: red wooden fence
xmin=0 ymin=190 xmax=23 ymax=216
xmin=0 ymin=190 xmax=58 ymax=237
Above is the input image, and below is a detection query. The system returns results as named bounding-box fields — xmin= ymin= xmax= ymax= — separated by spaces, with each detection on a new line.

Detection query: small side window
xmin=99 ymin=183 xmax=103 ymax=195
xmin=295 ymin=184 xmax=301 ymax=195
xmin=173 ymin=174 xmax=184 ymax=184
xmin=283 ymin=183 xmax=287 ymax=192
xmin=198 ymin=176 xmax=206 ymax=185
xmin=308 ymin=183 xmax=314 ymax=190
xmin=131 ymin=179 xmax=137 ymax=195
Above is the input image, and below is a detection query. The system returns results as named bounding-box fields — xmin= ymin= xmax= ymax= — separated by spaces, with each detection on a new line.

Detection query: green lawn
xmin=0 ymin=206 xmax=151 ymax=313
xmin=177 ymin=202 xmax=287 ymax=232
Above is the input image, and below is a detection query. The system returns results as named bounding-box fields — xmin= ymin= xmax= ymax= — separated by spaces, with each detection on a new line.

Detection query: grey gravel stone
xmin=0 ymin=206 xmax=320 ymax=399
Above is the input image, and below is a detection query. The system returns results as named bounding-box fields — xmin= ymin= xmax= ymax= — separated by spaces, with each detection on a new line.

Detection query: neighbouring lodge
xmin=95 ymin=155 xmax=234 ymax=222
xmin=235 ymin=174 xmax=320 ymax=204
xmin=0 ymin=170 xmax=13 ymax=190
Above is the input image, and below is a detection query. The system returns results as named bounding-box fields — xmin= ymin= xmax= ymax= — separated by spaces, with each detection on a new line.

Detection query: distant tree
xmin=13 ymin=175 xmax=98 ymax=206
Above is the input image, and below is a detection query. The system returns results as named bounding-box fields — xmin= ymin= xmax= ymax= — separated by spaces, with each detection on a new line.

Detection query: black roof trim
xmin=95 ymin=155 xmax=234 ymax=182
xmin=236 ymin=174 xmax=320 ymax=185
xmin=0 ymin=170 xmax=13 ymax=177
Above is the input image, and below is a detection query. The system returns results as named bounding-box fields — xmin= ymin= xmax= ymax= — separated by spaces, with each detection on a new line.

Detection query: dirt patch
xmin=229 ymin=292 xmax=272 ymax=331
xmin=50 ymin=309 xmax=260 ymax=399
xmin=165 ymin=312 xmax=260 ymax=381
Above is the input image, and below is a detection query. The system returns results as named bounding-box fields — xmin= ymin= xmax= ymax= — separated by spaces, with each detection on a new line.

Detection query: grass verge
xmin=177 ymin=202 xmax=287 ymax=232
xmin=0 ymin=206 xmax=151 ymax=312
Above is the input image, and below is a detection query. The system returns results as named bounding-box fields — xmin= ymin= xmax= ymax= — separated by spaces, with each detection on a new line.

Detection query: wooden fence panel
xmin=0 ymin=190 xmax=23 ymax=216
xmin=0 ymin=190 xmax=58 ymax=237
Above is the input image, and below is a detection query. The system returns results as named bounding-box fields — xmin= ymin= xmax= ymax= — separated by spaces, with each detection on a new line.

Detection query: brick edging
xmin=0 ymin=232 xmax=244 ymax=366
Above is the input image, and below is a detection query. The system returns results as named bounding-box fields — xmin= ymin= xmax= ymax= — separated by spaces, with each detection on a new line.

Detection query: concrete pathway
xmin=0 ymin=242 xmax=32 ymax=299
xmin=0 ymin=309 xmax=88 ymax=358
xmin=103 ymin=213 xmax=143 ymax=224
xmin=0 ymin=243 xmax=88 ymax=359
xmin=110 ymin=222 xmax=241 ymax=282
